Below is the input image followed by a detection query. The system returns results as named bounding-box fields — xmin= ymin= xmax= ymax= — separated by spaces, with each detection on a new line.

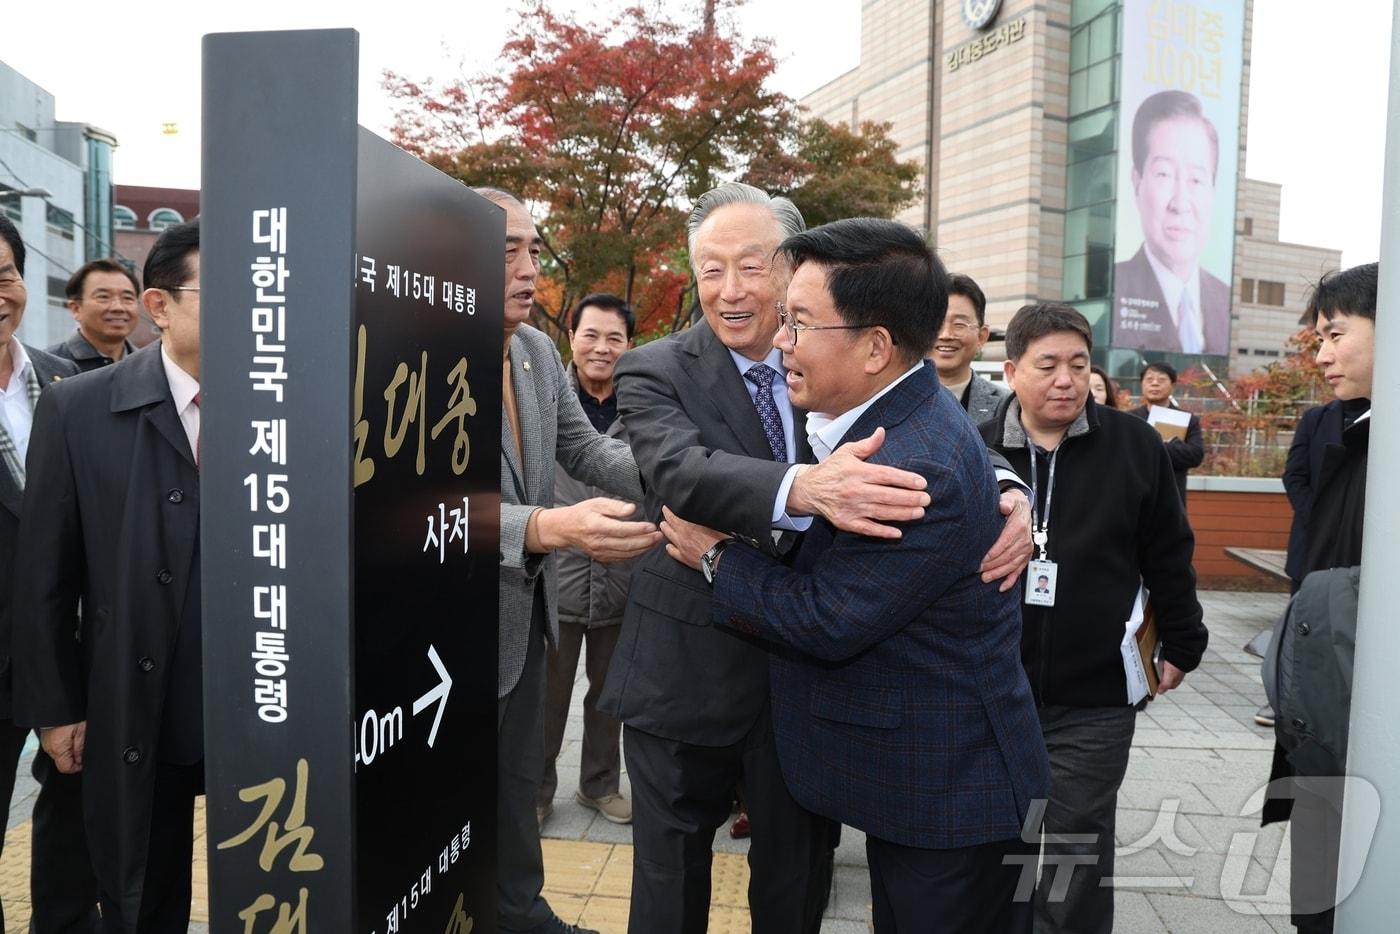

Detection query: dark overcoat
xmin=11 ymin=342 xmax=199 ymax=928
xmin=0 ymin=344 xmax=78 ymax=718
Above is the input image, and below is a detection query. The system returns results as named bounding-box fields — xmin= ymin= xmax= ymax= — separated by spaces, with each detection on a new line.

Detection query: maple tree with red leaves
xmin=1174 ymin=327 xmax=1330 ymax=476
xmin=385 ymin=1 xmax=920 ymax=340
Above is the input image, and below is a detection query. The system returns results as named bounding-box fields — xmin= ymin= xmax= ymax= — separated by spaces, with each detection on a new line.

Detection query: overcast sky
xmin=0 ymin=1 xmax=1389 ymax=266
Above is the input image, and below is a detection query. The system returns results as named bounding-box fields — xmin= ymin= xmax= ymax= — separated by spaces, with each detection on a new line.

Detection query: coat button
xmin=122 ymin=746 xmax=141 ymax=764
xmin=156 ymin=569 xmax=173 ymax=585
xmin=1292 ymin=718 xmax=1307 ymax=731
xmin=1298 ymin=623 xmax=1311 ymax=636
xmin=138 ymin=657 xmax=155 ymax=672
xmin=167 ymin=489 xmax=184 ymax=504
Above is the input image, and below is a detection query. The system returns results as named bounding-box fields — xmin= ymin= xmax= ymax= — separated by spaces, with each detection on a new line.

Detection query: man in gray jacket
xmin=481 ymin=189 xmax=659 ymax=934
xmin=539 ymin=293 xmax=638 ymax=827
xmin=928 ymin=272 xmax=1008 ymax=425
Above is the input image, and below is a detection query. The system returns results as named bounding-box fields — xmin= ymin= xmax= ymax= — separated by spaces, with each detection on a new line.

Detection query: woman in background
xmin=1090 ymin=365 xmax=1120 ymax=409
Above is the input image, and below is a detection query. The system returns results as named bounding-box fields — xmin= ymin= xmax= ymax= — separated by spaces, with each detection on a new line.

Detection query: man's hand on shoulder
xmin=529 ymin=497 xmax=661 ymax=562
xmin=786 ymin=428 xmax=930 ymax=540
xmin=980 ymin=489 xmax=1033 ymax=592
xmin=40 ymin=722 xmax=86 ymax=774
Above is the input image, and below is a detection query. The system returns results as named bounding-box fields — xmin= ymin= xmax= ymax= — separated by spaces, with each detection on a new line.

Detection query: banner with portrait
xmin=1111 ymin=0 xmax=1245 ymax=356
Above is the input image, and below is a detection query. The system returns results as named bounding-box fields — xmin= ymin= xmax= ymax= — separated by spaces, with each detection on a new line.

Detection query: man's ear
xmin=142 ymin=288 xmax=169 ymax=331
xmin=66 ymin=300 xmax=82 ymax=322
xmin=976 ymin=324 xmax=991 ymax=351
xmin=1003 ymin=359 xmax=1017 ymax=389
xmin=864 ymin=327 xmax=898 ymax=374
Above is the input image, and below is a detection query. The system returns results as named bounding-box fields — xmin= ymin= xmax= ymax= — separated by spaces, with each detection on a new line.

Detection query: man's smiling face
xmin=0 ymin=238 xmax=27 ymax=350
xmin=692 ymin=202 xmax=787 ymax=362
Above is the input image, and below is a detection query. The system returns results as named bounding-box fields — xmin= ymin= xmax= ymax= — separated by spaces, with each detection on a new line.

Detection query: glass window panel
xmin=1090 ymin=14 xmax=1114 ymax=63
xmin=1069 ymin=70 xmax=1087 ymax=115
xmin=1063 ymin=255 xmax=1089 ymax=302
xmin=1085 ymin=60 xmax=1116 ymax=112
xmin=1241 ymin=278 xmax=1255 ymax=303
xmin=1069 ymin=110 xmax=1117 ymax=159
xmin=1071 ymin=28 xmax=1089 ymax=71
xmin=1068 ymin=153 xmax=1116 ymax=209
xmin=1084 ymin=243 xmax=1113 ymax=299
xmin=1072 ymin=0 xmax=1116 ymax=24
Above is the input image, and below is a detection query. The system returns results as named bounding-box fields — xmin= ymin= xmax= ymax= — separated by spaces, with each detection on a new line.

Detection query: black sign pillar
xmin=202 ymin=29 xmax=502 ymax=933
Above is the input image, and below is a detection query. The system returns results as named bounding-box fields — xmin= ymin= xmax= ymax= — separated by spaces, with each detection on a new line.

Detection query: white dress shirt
xmin=160 ymin=344 xmax=201 ymax=459
xmin=0 ymin=340 xmax=36 ymax=463
xmin=1144 ymin=247 xmax=1204 ymax=350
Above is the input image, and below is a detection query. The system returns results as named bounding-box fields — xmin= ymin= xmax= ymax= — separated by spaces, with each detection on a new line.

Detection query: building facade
xmin=0 ymin=59 xmax=118 ymax=349
xmin=801 ymin=0 xmax=1339 ymax=382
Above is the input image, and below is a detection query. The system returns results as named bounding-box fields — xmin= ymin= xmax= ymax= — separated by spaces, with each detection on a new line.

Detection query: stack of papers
xmin=1146 ymin=404 xmax=1190 ymax=442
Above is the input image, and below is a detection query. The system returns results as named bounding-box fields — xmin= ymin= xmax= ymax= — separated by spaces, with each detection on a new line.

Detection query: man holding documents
xmin=981 ymin=303 xmax=1208 ymax=934
xmin=1128 ymin=362 xmax=1204 ymax=504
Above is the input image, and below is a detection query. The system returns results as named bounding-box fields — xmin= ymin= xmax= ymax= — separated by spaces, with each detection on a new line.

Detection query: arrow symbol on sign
xmin=411 ymin=645 xmax=453 ymax=748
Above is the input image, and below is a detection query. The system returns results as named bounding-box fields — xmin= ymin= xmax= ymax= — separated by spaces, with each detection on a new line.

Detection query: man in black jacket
xmin=1128 ymin=361 xmax=1205 ymax=504
xmin=1262 ymin=262 xmax=1377 ymax=934
xmin=982 ymin=303 xmax=1207 ymax=934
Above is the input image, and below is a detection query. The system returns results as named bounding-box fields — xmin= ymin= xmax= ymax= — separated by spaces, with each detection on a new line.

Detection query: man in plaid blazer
xmin=663 ymin=218 xmax=1048 ymax=932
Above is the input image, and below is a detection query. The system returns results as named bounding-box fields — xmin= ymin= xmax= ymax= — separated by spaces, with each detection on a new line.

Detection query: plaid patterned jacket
xmin=713 ymin=366 xmax=1049 ymax=849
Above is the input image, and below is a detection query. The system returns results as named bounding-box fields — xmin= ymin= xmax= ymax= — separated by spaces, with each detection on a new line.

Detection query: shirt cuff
xmin=996 ymin=468 xmax=1028 ymax=494
xmin=772 ymin=464 xmax=814 ymax=531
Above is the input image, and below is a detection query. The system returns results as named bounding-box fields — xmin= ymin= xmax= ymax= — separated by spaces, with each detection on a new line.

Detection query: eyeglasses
xmin=941 ymin=320 xmax=979 ymax=338
xmin=776 ymin=303 xmax=892 ymax=345
xmin=165 ymin=286 xmax=200 ymax=294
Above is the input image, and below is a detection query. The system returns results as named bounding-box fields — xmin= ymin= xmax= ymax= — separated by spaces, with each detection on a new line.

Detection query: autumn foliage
xmin=1176 ymin=328 xmax=1330 ymax=477
xmin=385 ymin=2 xmax=921 ymax=341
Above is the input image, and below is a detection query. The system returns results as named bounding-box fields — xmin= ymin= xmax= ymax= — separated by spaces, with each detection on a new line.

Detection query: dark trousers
xmin=98 ymin=760 xmax=202 ymax=934
xmin=0 ymin=720 xmax=100 ymax=933
xmin=867 ymin=834 xmax=1036 ymax=933
xmin=1033 ymin=705 xmax=1137 ymax=934
xmin=496 ymin=598 xmax=553 ymax=932
xmin=624 ymin=706 xmax=829 ymax=934
xmin=1288 ymin=777 xmax=1341 ymax=932
xmin=539 ymin=621 xmax=622 ymax=805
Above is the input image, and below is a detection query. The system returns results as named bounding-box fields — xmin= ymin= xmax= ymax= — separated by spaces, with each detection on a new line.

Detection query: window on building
xmin=1240 ymin=278 xmax=1255 ymax=303
xmin=0 ymin=185 xmax=20 ymax=223
xmin=148 ymin=208 xmax=184 ymax=231
xmin=1257 ymin=280 xmax=1285 ymax=306
xmin=46 ymin=204 xmax=75 ymax=241
xmin=114 ymin=205 xmax=137 ymax=230
xmin=14 ymin=123 xmax=37 ymax=143
xmin=1242 ymin=217 xmax=1254 ymax=236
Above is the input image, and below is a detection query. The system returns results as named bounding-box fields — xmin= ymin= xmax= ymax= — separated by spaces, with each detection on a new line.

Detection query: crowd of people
xmin=0 ymin=174 xmax=1378 ymax=934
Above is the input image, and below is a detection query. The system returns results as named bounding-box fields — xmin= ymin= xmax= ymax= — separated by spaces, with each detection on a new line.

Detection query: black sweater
xmin=980 ymin=397 xmax=1208 ymax=707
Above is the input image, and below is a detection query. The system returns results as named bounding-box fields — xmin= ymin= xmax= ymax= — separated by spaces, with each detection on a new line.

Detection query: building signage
xmin=202 ymin=28 xmax=502 ymax=933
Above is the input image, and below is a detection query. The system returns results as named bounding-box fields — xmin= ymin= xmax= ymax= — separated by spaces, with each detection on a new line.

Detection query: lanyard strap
xmin=1026 ymin=436 xmax=1059 ymax=559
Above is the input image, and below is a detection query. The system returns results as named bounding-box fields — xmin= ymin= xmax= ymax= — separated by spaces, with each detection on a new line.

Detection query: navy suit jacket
xmin=1113 ymin=246 xmax=1231 ymax=354
xmin=711 ymin=365 xmax=1049 ymax=849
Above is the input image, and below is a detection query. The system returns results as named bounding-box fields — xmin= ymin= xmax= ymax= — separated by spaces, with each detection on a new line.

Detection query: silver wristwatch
xmin=701 ymin=539 xmax=734 ymax=585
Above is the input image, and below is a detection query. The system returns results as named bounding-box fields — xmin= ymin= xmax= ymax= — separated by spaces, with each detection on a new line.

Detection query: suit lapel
xmin=507 ymin=334 xmax=543 ymax=503
xmin=111 ymin=344 xmax=195 ymax=467
xmin=0 ymin=350 xmax=69 ymax=517
xmin=687 ymin=322 xmax=783 ymax=462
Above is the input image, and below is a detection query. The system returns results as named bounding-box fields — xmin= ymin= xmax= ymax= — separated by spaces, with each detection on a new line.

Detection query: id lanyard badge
xmin=1025 ymin=438 xmax=1058 ymax=608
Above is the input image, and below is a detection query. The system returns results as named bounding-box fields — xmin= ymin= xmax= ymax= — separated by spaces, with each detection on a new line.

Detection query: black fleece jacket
xmin=980 ymin=396 xmax=1208 ymax=707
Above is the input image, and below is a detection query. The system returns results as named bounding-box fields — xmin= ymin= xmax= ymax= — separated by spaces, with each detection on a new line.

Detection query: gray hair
xmin=686 ymin=181 xmax=805 ymax=257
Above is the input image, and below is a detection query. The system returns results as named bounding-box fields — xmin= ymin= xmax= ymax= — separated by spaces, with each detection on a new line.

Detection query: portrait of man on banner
xmin=1112 ymin=90 xmax=1231 ymax=355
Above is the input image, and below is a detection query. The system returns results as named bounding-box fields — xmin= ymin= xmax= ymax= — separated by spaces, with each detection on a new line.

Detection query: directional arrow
xmin=411 ymin=645 xmax=453 ymax=748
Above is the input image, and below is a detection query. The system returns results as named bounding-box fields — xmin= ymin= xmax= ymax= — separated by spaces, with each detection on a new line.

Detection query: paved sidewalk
xmin=0 ymin=590 xmax=1294 ymax=932
xmin=536 ymin=590 xmax=1297 ymax=933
